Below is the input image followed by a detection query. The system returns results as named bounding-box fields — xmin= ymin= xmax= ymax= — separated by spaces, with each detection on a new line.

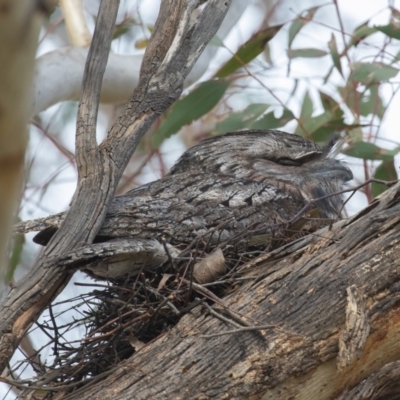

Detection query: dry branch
xmin=0 ymin=0 xmax=232 ymax=378
xmin=0 ymin=0 xmax=120 ymax=375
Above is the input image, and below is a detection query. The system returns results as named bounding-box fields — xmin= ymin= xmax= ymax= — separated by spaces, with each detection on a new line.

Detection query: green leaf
xmin=295 ymin=91 xmax=313 ymax=136
xmin=340 ymin=85 xmax=385 ymax=118
xmin=311 ymin=119 xmax=344 ymax=142
xmin=375 ymin=22 xmax=400 ymax=40
xmin=6 ymin=234 xmax=24 ymax=283
xmin=350 ymin=62 xmax=399 ymax=84
xmin=328 ymin=34 xmax=343 ymax=76
xmin=288 ymin=7 xmax=319 ymax=48
xmin=311 ymin=121 xmax=367 ymax=143
xmin=287 ymin=48 xmax=327 ymax=59
xmin=134 ymin=38 xmax=149 ymax=49
xmin=152 ymin=80 xmax=229 ymax=147
xmin=343 ymin=141 xmax=399 ymax=161
xmin=348 ymin=22 xmax=377 ymax=48
xmin=215 ymin=24 xmax=283 ymax=78
xmin=348 ymin=127 xmax=364 ymax=142
xmin=372 ymin=161 xmax=398 ymax=198
xmin=252 ymin=108 xmax=295 ymax=129
xmin=297 ymin=111 xmax=333 ymax=138
xmin=319 ymin=91 xmax=344 ymax=119
xmin=214 ymin=104 xmax=269 ymax=133
xmin=300 ymin=91 xmax=313 ymax=119
xmin=338 ymin=85 xmax=359 ymax=115
xmin=113 ymin=17 xmax=135 ymax=40
xmin=359 ymin=86 xmax=385 ymax=119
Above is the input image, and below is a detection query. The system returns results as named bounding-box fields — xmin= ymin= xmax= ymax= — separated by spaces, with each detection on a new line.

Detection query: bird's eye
xmin=275 ymin=157 xmax=301 ymax=166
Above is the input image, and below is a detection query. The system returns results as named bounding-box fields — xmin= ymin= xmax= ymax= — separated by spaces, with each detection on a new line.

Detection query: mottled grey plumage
xmin=32 ymin=129 xmax=352 ymax=279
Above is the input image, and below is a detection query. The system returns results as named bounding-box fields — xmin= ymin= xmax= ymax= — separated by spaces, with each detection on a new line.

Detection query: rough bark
xmin=0 ymin=0 xmax=232 ymax=374
xmin=0 ymin=0 xmax=120 ymax=375
xmin=55 ymin=181 xmax=400 ymax=400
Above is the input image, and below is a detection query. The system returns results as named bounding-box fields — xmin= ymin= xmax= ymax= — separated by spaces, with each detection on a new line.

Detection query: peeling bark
xmin=337 ymin=285 xmax=370 ymax=371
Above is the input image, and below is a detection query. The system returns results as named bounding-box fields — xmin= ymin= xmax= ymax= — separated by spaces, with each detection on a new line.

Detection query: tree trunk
xmin=61 ymin=182 xmax=400 ymax=400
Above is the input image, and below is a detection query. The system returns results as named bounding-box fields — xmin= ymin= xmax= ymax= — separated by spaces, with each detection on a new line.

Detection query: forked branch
xmin=0 ymin=0 xmax=231 ymax=374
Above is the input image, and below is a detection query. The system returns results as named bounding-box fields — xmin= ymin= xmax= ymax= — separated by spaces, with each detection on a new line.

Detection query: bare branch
xmin=0 ymin=0 xmax=232 ymax=376
xmin=0 ymin=0 xmax=120 ymax=373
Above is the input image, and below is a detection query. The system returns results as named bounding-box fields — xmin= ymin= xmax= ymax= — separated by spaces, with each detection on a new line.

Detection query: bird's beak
xmin=313 ymin=159 xmax=353 ymax=183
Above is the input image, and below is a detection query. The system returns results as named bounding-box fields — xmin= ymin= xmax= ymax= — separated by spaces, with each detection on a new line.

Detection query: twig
xmin=202 ymin=301 xmax=242 ymax=329
xmin=144 ymin=284 xmax=180 ymax=316
xmin=161 ymin=236 xmax=177 ymax=271
xmin=183 ymin=279 xmax=252 ymax=327
xmin=0 ymin=369 xmax=113 ymax=391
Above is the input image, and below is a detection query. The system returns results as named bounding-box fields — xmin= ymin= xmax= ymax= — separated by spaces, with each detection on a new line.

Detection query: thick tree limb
xmin=0 ymin=0 xmax=232 ymax=375
xmin=55 ymin=182 xmax=400 ymax=399
xmin=31 ymin=1 xmax=247 ymax=116
xmin=32 ymin=49 xmax=142 ymax=116
xmin=0 ymin=0 xmax=119 ymax=373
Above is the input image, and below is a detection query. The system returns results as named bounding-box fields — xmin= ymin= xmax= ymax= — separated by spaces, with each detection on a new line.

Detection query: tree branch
xmin=31 ymin=1 xmax=247 ymax=116
xmin=0 ymin=0 xmax=120 ymax=373
xmin=0 ymin=0 xmax=232 ymax=375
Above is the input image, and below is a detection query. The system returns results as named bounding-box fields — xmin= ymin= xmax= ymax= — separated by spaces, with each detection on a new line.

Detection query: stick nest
xmin=8 ymin=213 xmax=323 ymax=398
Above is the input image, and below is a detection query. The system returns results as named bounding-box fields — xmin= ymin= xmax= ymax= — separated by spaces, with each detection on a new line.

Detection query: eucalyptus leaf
xmin=214 ymin=104 xmax=269 ymax=133
xmin=319 ymin=91 xmax=344 ymax=119
xmin=344 ymin=141 xmax=399 ymax=161
xmin=215 ymin=25 xmax=283 ymax=78
xmin=348 ymin=22 xmax=377 ymax=47
xmin=153 ymin=80 xmax=229 ymax=147
xmin=6 ymin=234 xmax=24 ymax=283
xmin=328 ymin=34 xmax=343 ymax=76
xmin=295 ymin=92 xmax=313 ymax=136
xmin=287 ymin=48 xmax=327 ymax=59
xmin=375 ymin=22 xmax=400 ymax=40
xmin=252 ymin=109 xmax=295 ymax=129
xmin=288 ymin=7 xmax=319 ymax=48
xmin=359 ymin=86 xmax=385 ymax=119
xmin=372 ymin=161 xmax=398 ymax=198
xmin=350 ymin=62 xmax=398 ymax=83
